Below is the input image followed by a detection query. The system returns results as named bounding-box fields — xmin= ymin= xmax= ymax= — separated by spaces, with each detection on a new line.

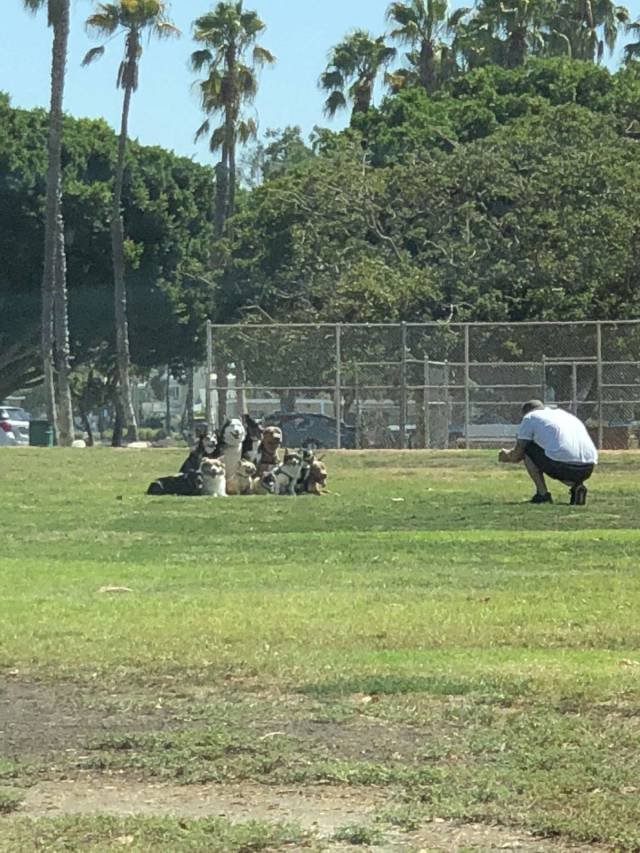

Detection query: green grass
xmin=1 ymin=447 xmax=640 ymax=849
xmin=0 ymin=816 xmax=311 ymax=852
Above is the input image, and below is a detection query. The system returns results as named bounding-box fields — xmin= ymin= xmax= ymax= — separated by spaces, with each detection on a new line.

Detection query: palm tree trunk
xmin=419 ymin=40 xmax=437 ymax=93
xmin=165 ymin=364 xmax=172 ymax=434
xmin=53 ymin=211 xmax=74 ymax=445
xmin=112 ymin=80 xmax=138 ymax=444
xmin=181 ymin=367 xmax=194 ymax=436
xmin=213 ymin=148 xmax=229 ymax=240
xmin=228 ymin=132 xmax=236 ymax=222
xmin=215 ymin=351 xmax=228 ymax=426
xmin=41 ymin=0 xmax=74 ymax=442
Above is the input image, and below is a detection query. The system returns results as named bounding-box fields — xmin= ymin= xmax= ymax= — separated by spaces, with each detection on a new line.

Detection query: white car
xmin=0 ymin=406 xmax=31 ymax=446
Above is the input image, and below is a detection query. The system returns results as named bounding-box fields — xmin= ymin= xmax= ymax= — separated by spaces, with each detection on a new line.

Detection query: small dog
xmin=255 ymin=425 xmax=283 ymax=474
xmin=295 ymin=447 xmax=316 ymax=494
xmin=180 ymin=431 xmax=218 ymax=475
xmin=241 ymin=414 xmax=264 ymax=463
xmin=235 ymin=459 xmax=258 ymax=495
xmin=147 ymin=470 xmax=203 ymax=496
xmin=264 ymin=450 xmax=303 ymax=496
xmin=200 ymin=458 xmax=227 ymax=497
xmin=306 ymin=459 xmax=328 ymax=495
xmin=216 ymin=418 xmax=247 ymax=494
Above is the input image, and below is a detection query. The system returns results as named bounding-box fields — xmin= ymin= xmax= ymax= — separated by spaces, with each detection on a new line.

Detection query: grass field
xmin=1 ymin=447 xmax=640 ymax=851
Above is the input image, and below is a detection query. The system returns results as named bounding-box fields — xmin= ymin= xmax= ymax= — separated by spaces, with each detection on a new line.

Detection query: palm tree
xmin=23 ymin=0 xmax=75 ymax=445
xmin=191 ymin=2 xmax=275 ymax=239
xmin=469 ymin=0 xmax=555 ymax=68
xmin=624 ymin=16 xmax=640 ymax=62
xmin=386 ymin=0 xmax=469 ymax=93
xmin=320 ymin=30 xmax=396 ymax=120
xmin=83 ymin=1 xmax=179 ymax=444
xmin=549 ymin=0 xmax=628 ymax=61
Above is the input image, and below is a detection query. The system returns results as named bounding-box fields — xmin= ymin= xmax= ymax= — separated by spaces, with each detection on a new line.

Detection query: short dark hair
xmin=521 ymin=399 xmax=545 ymax=415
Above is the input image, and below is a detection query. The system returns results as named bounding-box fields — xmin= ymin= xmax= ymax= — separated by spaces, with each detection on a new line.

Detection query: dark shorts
xmin=524 ymin=442 xmax=594 ymax=485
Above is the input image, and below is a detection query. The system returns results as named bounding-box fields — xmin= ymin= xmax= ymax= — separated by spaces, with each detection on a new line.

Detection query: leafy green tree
xmin=241 ymin=126 xmax=314 ymax=187
xmin=191 ymin=1 xmax=275 ymax=239
xmin=0 ymin=99 xmax=213 ymax=404
xmin=386 ymin=0 xmax=469 ymax=93
xmin=83 ymin=0 xmax=179 ymax=444
xmin=320 ymin=30 xmax=396 ymax=119
xmin=22 ymin=0 xmax=75 ymax=444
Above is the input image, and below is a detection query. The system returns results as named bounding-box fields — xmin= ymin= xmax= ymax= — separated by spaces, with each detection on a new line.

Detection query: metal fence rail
xmin=201 ymin=320 xmax=640 ymax=451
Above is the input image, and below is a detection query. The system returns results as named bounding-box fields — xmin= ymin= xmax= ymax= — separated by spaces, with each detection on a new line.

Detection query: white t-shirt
xmin=517 ymin=407 xmax=598 ymax=465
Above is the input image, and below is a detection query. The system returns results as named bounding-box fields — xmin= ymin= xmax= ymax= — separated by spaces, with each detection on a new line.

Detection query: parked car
xmin=0 ymin=406 xmax=31 ymax=446
xmin=264 ymin=412 xmax=356 ymax=449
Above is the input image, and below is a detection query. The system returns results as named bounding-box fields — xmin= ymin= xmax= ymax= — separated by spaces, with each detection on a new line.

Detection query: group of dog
xmin=147 ymin=415 xmax=329 ymax=498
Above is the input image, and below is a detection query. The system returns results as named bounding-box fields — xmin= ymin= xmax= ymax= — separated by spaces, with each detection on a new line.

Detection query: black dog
xmin=180 ymin=431 xmax=218 ymax=475
xmin=147 ymin=470 xmax=204 ymax=496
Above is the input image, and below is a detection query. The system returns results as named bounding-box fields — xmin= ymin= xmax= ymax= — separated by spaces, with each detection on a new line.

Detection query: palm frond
xmin=81 ymin=45 xmax=106 ymax=67
xmin=237 ymin=117 xmax=258 ymax=143
xmin=85 ymin=6 xmax=121 ymax=37
xmin=22 ymin=0 xmax=46 ymax=14
xmin=194 ymin=117 xmax=211 ymax=143
xmin=323 ymin=89 xmax=347 ymax=117
xmin=151 ymin=21 xmax=181 ymax=41
xmin=253 ymin=45 xmax=276 ymax=66
xmin=190 ymin=48 xmax=213 ymax=72
xmin=209 ymin=125 xmax=227 ymax=153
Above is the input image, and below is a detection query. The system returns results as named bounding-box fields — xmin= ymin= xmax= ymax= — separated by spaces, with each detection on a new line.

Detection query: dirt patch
xmin=5 ymin=776 xmax=601 ymax=851
xmin=269 ymin=717 xmax=428 ymax=763
xmin=0 ymin=679 xmax=169 ymax=760
xmin=0 ymin=682 xmax=608 ymax=849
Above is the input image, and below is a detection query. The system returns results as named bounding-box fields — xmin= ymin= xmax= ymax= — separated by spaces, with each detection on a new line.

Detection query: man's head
xmin=521 ymin=399 xmax=545 ymax=416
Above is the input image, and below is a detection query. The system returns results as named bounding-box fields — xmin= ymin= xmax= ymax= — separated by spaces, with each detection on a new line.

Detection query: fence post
xmin=423 ymin=355 xmax=430 ymax=449
xmin=464 ymin=324 xmax=471 ymax=450
xmin=541 ymin=356 xmax=547 ymax=403
xmin=354 ymin=362 xmax=361 ymax=450
xmin=400 ymin=322 xmax=407 ymax=449
xmin=444 ymin=360 xmax=451 ymax=449
xmin=205 ymin=320 xmax=214 ymax=429
xmin=335 ymin=323 xmax=342 ymax=450
xmin=597 ymin=321 xmax=604 ymax=451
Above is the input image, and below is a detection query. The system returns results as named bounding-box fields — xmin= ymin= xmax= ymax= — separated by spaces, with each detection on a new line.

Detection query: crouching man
xmin=498 ymin=400 xmax=598 ymax=505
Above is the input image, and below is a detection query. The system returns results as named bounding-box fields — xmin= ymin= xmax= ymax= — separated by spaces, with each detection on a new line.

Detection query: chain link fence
xmin=198 ymin=321 xmax=640 ymax=450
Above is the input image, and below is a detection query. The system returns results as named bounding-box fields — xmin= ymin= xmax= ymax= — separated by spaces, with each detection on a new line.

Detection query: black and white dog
xmin=180 ymin=431 xmax=218 ymax=475
xmin=147 ymin=469 xmax=203 ymax=496
xmin=295 ymin=447 xmax=316 ymax=494
xmin=241 ymin=414 xmax=264 ymax=463
xmin=262 ymin=450 xmax=304 ymax=496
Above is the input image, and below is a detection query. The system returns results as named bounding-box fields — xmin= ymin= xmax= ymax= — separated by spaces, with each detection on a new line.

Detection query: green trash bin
xmin=29 ymin=420 xmax=55 ymax=447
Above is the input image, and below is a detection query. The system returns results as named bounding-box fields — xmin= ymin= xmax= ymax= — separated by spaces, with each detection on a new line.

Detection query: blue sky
xmin=2 ymin=0 xmax=640 ymax=165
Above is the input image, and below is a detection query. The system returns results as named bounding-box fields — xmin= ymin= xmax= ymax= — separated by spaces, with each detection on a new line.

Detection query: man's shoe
xmin=570 ymin=485 xmax=587 ymax=506
xmin=530 ymin=492 xmax=553 ymax=504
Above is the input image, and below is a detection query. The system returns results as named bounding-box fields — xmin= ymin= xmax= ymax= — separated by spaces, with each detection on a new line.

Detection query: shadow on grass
xmin=298 ymin=674 xmax=533 ymax=699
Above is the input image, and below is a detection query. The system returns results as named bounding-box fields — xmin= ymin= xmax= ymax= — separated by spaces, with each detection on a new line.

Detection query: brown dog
xmin=306 ymin=460 xmax=328 ymax=495
xmin=256 ymin=426 xmax=283 ymax=474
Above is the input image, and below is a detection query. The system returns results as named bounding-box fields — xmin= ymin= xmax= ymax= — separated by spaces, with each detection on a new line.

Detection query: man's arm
xmin=498 ymin=439 xmax=529 ymax=464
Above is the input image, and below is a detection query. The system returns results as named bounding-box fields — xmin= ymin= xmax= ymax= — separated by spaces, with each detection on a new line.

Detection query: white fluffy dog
xmin=200 ymin=458 xmax=227 ymax=497
xmin=217 ymin=418 xmax=247 ymax=494
xmin=235 ymin=459 xmax=258 ymax=495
